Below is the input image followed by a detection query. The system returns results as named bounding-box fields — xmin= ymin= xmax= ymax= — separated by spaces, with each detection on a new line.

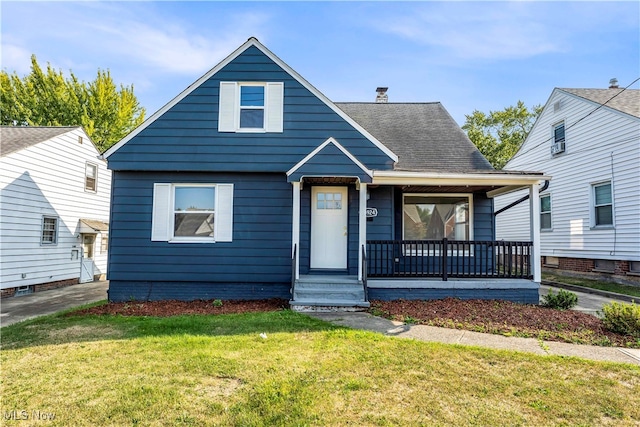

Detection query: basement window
xmin=594 ymin=259 xmax=614 ymax=273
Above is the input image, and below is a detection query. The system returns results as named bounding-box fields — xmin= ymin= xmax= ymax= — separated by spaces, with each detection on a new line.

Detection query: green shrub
xmin=600 ymin=301 xmax=640 ymax=338
xmin=541 ymin=288 xmax=578 ymax=310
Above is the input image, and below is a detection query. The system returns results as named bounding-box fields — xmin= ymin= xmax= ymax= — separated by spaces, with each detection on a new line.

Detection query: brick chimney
xmin=376 ymin=87 xmax=388 ymax=103
xmin=609 ymin=78 xmax=619 ymax=89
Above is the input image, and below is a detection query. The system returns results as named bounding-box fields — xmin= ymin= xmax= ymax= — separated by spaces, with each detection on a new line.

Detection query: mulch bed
xmin=69 ymin=298 xmax=289 ymax=317
xmin=370 ymin=298 xmax=639 ymax=348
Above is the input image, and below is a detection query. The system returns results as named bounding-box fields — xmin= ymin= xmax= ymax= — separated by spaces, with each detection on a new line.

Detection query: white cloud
xmin=375 ymin=3 xmax=566 ymax=61
xmin=1 ymin=42 xmax=32 ymax=74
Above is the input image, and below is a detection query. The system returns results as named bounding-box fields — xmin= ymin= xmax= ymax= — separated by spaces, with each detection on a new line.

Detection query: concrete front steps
xmin=290 ymin=275 xmax=370 ymax=312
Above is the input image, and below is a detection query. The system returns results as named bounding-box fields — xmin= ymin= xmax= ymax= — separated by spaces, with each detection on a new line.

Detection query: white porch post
xmin=530 ymin=182 xmax=541 ymax=283
xmin=358 ymin=183 xmax=367 ymax=281
xmin=292 ymin=181 xmax=301 ymax=280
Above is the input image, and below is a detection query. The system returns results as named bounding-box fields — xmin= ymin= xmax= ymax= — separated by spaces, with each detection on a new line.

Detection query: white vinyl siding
xmin=496 ymin=88 xmax=640 ymax=262
xmin=218 ymin=82 xmax=284 ymax=133
xmin=151 ymin=183 xmax=234 ymax=243
xmin=0 ymin=128 xmax=111 ymax=289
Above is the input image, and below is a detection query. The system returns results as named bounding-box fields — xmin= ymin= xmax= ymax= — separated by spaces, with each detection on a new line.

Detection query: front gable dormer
xmin=104 ymin=38 xmax=397 ymax=173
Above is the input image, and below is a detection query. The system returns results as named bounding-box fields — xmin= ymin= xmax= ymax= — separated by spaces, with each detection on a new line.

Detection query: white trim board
xmin=286 ymin=137 xmax=373 ymax=178
xmin=104 ymin=38 xmax=398 ymax=163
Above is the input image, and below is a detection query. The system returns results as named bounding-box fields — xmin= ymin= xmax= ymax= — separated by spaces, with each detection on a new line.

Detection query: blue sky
xmin=2 ymin=1 xmax=638 ymax=126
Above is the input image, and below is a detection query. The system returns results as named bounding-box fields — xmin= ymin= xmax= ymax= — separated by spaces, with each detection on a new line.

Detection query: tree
xmin=462 ymin=101 xmax=542 ymax=169
xmin=1 ymin=55 xmax=145 ymax=152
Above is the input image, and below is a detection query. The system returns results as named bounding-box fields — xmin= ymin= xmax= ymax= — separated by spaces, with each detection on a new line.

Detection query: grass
xmin=543 ymin=272 xmax=640 ymax=299
xmin=1 ymin=308 xmax=640 ymax=426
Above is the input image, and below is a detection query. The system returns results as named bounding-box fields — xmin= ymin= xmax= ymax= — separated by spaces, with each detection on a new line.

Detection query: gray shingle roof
xmin=559 ymin=88 xmax=640 ymax=118
xmin=335 ymin=102 xmax=494 ymax=172
xmin=0 ymin=126 xmax=79 ymax=157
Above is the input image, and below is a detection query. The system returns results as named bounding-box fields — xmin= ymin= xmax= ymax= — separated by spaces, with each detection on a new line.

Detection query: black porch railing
xmin=366 ymin=239 xmax=533 ymax=280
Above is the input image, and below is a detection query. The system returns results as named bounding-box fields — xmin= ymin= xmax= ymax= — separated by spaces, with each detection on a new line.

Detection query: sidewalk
xmin=307 ymin=311 xmax=640 ymax=366
xmin=0 ymin=280 xmax=108 ymax=327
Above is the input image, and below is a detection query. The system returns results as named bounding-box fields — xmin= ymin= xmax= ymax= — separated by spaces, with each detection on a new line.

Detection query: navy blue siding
xmin=288 ymin=143 xmax=372 ymax=182
xmin=366 ymin=186 xmax=394 ymax=240
xmin=108 ymin=46 xmax=394 ymax=172
xmin=368 ymin=287 xmax=539 ymax=304
xmin=107 ymin=171 xmax=293 ymax=301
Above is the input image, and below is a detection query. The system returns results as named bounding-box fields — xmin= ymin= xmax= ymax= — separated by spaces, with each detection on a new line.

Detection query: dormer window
xmin=218 ymin=82 xmax=284 ymax=133
xmin=239 ymin=85 xmax=265 ymax=129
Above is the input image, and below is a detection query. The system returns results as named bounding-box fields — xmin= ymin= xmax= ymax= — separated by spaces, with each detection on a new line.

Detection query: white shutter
xmin=151 ymin=183 xmax=172 ymax=241
xmin=266 ymin=82 xmax=284 ymax=133
xmin=218 ymin=82 xmax=237 ymax=132
xmin=215 ymin=184 xmax=234 ymax=242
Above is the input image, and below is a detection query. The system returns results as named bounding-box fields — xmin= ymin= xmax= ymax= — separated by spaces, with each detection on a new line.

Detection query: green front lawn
xmin=2 ymin=308 xmax=639 ymax=426
xmin=543 ymin=272 xmax=640 ymax=299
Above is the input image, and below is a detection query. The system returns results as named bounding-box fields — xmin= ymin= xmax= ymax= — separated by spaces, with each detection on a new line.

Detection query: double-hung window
xmin=218 ymin=81 xmax=284 ymax=133
xmin=152 ymin=183 xmax=234 ymax=243
xmin=85 ymin=163 xmax=98 ymax=192
xmin=540 ymin=194 xmax=552 ymax=230
xmin=593 ymin=182 xmax=613 ymax=227
xmin=41 ymin=216 xmax=58 ymax=245
xmin=239 ymin=85 xmax=265 ymax=129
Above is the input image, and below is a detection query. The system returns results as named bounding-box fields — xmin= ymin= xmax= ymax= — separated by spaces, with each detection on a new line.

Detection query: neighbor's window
xmin=593 ymin=182 xmax=613 ymax=227
xmin=239 ymin=85 xmax=265 ymax=129
xmin=553 ymin=122 xmax=565 ymax=144
xmin=41 ymin=216 xmax=58 ymax=245
xmin=544 ymin=256 xmax=559 ymax=267
xmin=173 ymin=185 xmax=216 ymax=238
xmin=540 ymin=194 xmax=552 ymax=230
xmin=101 ymin=234 xmax=109 ymax=253
xmin=594 ymin=259 xmax=615 ymax=273
xmin=629 ymin=261 xmax=640 ymax=274
xmin=403 ymin=195 xmax=470 ymax=241
xmin=85 ymin=163 xmax=97 ymax=192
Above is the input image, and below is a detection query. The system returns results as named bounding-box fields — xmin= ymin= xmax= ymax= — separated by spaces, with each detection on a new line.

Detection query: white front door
xmin=311 ymin=186 xmax=348 ymax=269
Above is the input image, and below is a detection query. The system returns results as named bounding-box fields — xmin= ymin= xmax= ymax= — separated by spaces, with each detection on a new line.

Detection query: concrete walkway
xmin=307 ymin=311 xmax=640 ymax=366
xmin=1 ymin=280 xmax=638 ymax=365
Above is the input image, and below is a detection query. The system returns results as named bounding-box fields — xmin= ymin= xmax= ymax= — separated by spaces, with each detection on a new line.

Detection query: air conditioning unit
xmin=551 ymin=141 xmax=565 ymax=155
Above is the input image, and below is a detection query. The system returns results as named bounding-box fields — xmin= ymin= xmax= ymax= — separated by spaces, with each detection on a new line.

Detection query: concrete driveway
xmin=1 ymin=280 xmax=108 ymax=327
xmin=540 ymin=283 xmax=635 ymax=317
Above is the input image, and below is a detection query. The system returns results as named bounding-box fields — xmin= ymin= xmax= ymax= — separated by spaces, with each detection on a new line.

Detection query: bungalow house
xmin=496 ymin=82 xmax=640 ymax=284
xmin=103 ymin=38 xmax=547 ymax=307
xmin=0 ymin=126 xmax=111 ymax=297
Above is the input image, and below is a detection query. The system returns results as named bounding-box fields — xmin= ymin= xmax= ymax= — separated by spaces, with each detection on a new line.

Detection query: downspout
xmin=494 ymin=180 xmax=550 ymax=216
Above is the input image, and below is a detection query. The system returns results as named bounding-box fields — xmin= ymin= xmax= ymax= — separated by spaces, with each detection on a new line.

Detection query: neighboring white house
xmin=0 ymin=126 xmax=111 ymax=297
xmin=495 ymin=82 xmax=640 ymax=283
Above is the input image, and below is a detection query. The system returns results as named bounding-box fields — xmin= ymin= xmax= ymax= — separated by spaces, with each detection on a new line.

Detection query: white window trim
xmin=171 ymin=183 xmax=216 ymax=243
xmin=41 ymin=216 xmax=59 ymax=245
xmin=85 ymin=162 xmax=98 ymax=192
xmin=219 ymin=81 xmax=284 ymax=133
xmin=540 ymin=193 xmax=552 ymax=231
xmin=152 ymin=183 xmax=234 ymax=243
xmin=591 ymin=180 xmax=614 ymax=229
xmin=402 ymin=193 xmax=474 ymax=256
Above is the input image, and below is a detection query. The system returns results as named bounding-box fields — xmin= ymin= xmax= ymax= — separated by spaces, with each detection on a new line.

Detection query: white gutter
xmin=372 ymin=170 xmax=550 ymax=191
